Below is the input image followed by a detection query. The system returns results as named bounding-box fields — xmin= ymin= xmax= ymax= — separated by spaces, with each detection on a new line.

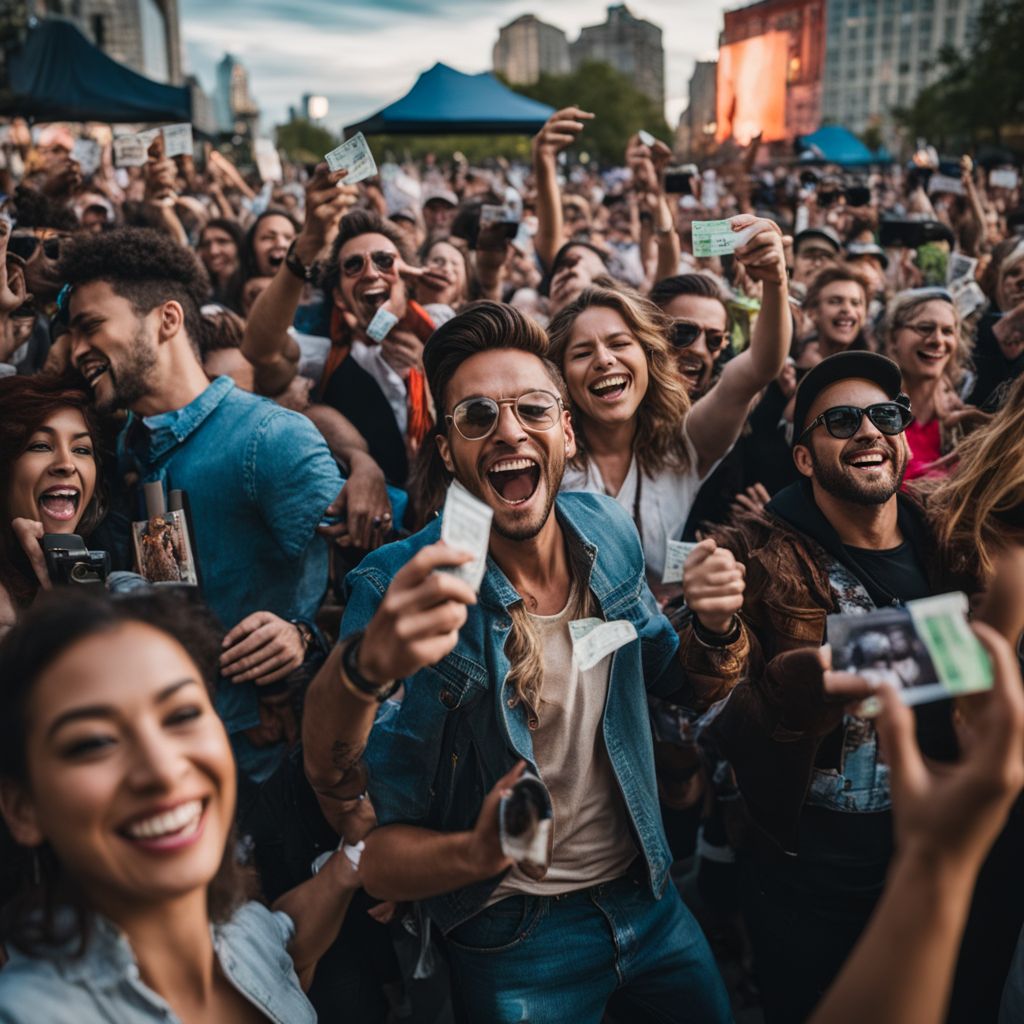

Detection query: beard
xmin=95 ymin=327 xmax=158 ymax=413
xmin=810 ymin=443 xmax=907 ymax=506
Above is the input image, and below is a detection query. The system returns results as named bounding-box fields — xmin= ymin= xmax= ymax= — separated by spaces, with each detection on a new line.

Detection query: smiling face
xmin=436 ymin=349 xmax=574 ymax=542
xmin=1 ymin=622 xmax=235 ymax=918
xmin=420 ymin=240 xmax=467 ymax=307
xmin=661 ymin=293 xmax=728 ymax=398
xmin=8 ymin=408 xmax=97 ymax=533
xmin=795 ymin=379 xmax=908 ymax=506
xmin=335 ymin=231 xmax=401 ymax=329
xmin=560 ymin=305 xmax=650 ymax=433
xmin=808 ymin=279 xmax=866 ymax=352
xmin=69 ymin=281 xmax=159 ymax=414
xmin=198 ymin=227 xmax=239 ymax=281
xmin=891 ymin=299 xmax=958 ymax=383
xmin=251 ymin=214 xmax=295 ymax=277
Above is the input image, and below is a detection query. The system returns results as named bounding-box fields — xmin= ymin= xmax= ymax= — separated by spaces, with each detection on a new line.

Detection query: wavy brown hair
xmin=547 ymin=285 xmax=692 ymax=477
xmin=929 ymin=374 xmax=1024 ymax=580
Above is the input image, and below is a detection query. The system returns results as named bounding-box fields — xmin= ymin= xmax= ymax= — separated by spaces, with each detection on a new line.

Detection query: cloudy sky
xmin=178 ymin=0 xmax=731 ymax=132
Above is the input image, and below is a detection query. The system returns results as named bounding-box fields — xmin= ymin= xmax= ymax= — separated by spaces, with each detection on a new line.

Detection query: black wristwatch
xmin=340 ymin=632 xmax=400 ymax=703
xmin=284 ymin=239 xmax=315 ymax=282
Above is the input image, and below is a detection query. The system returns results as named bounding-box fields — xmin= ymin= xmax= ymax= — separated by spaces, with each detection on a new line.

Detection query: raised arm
xmin=242 ymin=163 xmax=357 ymax=396
xmin=686 ymin=216 xmax=790 ymax=476
xmin=531 ymin=107 xmax=593 ymax=271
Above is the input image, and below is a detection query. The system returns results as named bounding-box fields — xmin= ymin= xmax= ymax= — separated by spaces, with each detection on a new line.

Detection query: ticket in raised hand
xmin=440 ymin=481 xmax=493 ymax=592
xmin=692 ymin=217 xmax=759 ymax=258
xmin=325 ymin=131 xmax=378 ymax=185
xmin=162 ymin=123 xmax=194 ymax=159
xmin=662 ymin=540 xmax=698 ymax=585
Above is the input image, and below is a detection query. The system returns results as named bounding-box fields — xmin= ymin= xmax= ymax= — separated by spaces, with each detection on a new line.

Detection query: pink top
xmin=903 ymin=417 xmax=946 ymax=484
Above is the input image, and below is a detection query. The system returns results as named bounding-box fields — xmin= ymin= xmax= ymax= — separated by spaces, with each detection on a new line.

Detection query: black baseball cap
xmin=793 ymin=226 xmax=841 ymax=254
xmin=792 ymin=351 xmax=903 ymax=446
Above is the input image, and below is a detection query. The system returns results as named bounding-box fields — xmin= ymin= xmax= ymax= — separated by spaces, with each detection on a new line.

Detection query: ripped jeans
xmin=444 ymin=869 xmax=731 ymax=1024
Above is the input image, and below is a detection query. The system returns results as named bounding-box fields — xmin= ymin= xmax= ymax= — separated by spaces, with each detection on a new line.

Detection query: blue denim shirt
xmin=0 ymin=902 xmax=314 ymax=1023
xmin=119 ymin=377 xmax=342 ymax=732
xmin=342 ymin=491 xmax=685 ymax=933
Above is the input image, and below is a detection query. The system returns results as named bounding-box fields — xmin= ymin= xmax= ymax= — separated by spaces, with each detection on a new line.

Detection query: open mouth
xmin=676 ymin=357 xmax=704 ymax=385
xmin=267 ymin=253 xmax=285 ymax=269
xmin=845 ymin=449 xmax=888 ymax=471
xmin=831 ymin=317 xmax=857 ymax=333
xmin=916 ymin=348 xmax=946 ymax=365
xmin=78 ymin=356 xmax=110 ymax=386
xmin=589 ymin=373 xmax=630 ymax=402
xmin=118 ymin=798 xmax=207 ymax=851
xmin=37 ymin=486 xmax=81 ymax=522
xmin=486 ymin=456 xmax=541 ymax=506
xmin=361 ymin=287 xmax=389 ymax=311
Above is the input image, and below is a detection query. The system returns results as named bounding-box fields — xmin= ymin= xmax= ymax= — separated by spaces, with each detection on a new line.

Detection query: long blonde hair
xmin=930 ymin=375 xmax=1024 ymax=580
xmin=547 ymin=286 xmax=692 ymax=476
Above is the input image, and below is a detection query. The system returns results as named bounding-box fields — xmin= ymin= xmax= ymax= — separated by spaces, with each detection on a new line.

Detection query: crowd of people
xmin=0 ymin=105 xmax=1022 ymax=1023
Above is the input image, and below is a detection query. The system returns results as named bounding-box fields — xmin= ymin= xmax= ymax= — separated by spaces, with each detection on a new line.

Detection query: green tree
xmin=510 ymin=62 xmax=672 ymax=163
xmin=274 ymin=118 xmax=339 ymax=163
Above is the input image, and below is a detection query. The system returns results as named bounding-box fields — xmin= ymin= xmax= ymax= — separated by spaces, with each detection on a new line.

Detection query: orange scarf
xmin=319 ymin=301 xmax=434 ymax=452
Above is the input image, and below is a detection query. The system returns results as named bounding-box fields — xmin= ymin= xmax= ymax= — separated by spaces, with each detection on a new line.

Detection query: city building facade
xmin=676 ymin=60 xmax=718 ymax=158
xmin=569 ymin=4 xmax=665 ymax=107
xmin=215 ymin=52 xmax=259 ymax=138
xmin=493 ymin=13 xmax=570 ymax=84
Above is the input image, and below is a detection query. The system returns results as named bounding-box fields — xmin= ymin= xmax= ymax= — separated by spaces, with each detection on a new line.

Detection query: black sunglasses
xmin=341 ymin=250 xmax=397 ymax=278
xmin=800 ymin=399 xmax=913 ymax=442
xmin=9 ymin=235 xmax=61 ymax=261
xmin=671 ymin=320 xmax=727 ymax=352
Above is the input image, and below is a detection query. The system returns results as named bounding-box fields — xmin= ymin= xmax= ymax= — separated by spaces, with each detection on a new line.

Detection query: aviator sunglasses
xmin=799 ymin=397 xmax=913 ymax=443
xmin=447 ymin=390 xmax=563 ymax=441
xmin=671 ymin=320 xmax=727 ymax=352
xmin=341 ymin=250 xmax=397 ymax=277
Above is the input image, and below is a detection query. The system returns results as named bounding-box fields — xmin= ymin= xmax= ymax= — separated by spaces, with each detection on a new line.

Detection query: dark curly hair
xmin=0 ymin=589 xmax=253 ymax=958
xmin=319 ymin=208 xmax=411 ymax=297
xmin=12 ymin=186 xmax=79 ymax=232
xmin=58 ymin=227 xmax=207 ymax=347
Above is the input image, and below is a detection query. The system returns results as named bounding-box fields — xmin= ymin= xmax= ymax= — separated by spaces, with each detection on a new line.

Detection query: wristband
xmin=340 ymin=632 xmax=400 ymax=703
xmin=691 ymin=614 xmax=742 ymax=649
xmin=284 ymin=239 xmax=315 ymax=282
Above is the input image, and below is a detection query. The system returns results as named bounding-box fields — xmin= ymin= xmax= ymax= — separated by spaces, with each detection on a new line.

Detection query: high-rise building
xmin=821 ymin=0 xmax=983 ymax=135
xmin=29 ymin=0 xmax=183 ymax=83
xmin=215 ymin=53 xmax=259 ymax=137
xmin=569 ymin=4 xmax=664 ymax=108
xmin=675 ymin=60 xmax=718 ymax=158
xmin=719 ymin=0 xmax=825 ymax=146
xmin=493 ymin=14 xmax=570 ymax=84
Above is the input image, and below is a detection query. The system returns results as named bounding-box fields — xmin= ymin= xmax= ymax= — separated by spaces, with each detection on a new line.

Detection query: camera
xmin=42 ymin=534 xmax=110 ymax=586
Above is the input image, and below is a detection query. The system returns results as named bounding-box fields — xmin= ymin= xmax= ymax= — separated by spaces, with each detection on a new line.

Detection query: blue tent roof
xmin=2 ymin=19 xmax=191 ymax=123
xmin=345 ymin=63 xmax=555 ymax=137
xmin=797 ymin=125 xmax=892 ymax=166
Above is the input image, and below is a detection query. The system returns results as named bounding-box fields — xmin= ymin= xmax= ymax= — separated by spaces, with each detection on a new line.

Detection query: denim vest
xmin=341 ymin=491 xmax=684 ymax=933
xmin=0 ymin=902 xmax=315 ymax=1023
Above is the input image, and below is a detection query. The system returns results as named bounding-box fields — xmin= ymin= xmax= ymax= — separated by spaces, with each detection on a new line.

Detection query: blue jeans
xmin=444 ymin=870 xmax=732 ymax=1023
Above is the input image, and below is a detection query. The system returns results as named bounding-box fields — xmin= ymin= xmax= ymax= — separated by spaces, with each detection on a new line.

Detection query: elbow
xmin=360 ymin=830 xmax=399 ymax=901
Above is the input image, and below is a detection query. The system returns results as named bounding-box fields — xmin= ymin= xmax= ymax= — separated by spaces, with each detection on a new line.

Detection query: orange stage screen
xmin=716 ymin=31 xmax=789 ymax=145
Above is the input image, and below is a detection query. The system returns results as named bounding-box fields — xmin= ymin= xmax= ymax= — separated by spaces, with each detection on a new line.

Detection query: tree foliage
xmin=274 ymin=118 xmax=339 ymax=163
xmin=894 ymin=0 xmax=1024 ymax=149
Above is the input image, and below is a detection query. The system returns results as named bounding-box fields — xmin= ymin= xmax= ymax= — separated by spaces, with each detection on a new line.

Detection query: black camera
xmin=42 ymin=534 xmax=110 ymax=586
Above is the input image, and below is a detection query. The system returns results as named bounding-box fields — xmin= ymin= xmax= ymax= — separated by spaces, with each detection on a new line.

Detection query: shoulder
xmin=558 ymin=490 xmax=637 ymax=537
xmin=220 ymin=900 xmax=294 ymax=954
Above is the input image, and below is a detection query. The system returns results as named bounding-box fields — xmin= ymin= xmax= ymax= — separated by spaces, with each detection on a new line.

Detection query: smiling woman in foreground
xmin=0 ymin=589 xmax=359 ymax=1022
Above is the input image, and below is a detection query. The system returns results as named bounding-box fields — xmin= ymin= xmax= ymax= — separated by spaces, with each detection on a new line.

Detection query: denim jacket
xmin=341 ymin=491 xmax=687 ymax=933
xmin=116 ymin=376 xmax=343 ymax=733
xmin=0 ymin=902 xmax=314 ymax=1023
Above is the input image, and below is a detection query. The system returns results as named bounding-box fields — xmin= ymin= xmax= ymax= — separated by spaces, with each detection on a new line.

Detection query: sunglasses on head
xmin=671 ymin=320 xmax=727 ymax=352
xmin=800 ymin=398 xmax=913 ymax=442
xmin=341 ymin=250 xmax=397 ymax=278
xmin=447 ymin=390 xmax=563 ymax=441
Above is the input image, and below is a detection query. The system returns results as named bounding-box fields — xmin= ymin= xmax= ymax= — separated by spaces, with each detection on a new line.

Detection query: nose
xmin=125 ymin=722 xmax=188 ymax=794
xmin=689 ymin=332 xmax=711 ymax=362
xmin=491 ymin=401 xmax=527 ymax=446
xmin=853 ymin=411 xmax=884 ymax=443
xmin=592 ymin=341 xmax=616 ymax=370
xmin=49 ymin=442 xmax=75 ymax=476
xmin=70 ymin=334 xmax=89 ymax=365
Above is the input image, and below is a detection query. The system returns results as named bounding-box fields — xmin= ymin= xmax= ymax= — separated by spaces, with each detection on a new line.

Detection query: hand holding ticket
xmin=440 ymin=481 xmax=493 ymax=592
xmin=325 ymin=132 xmax=378 ymax=185
xmin=692 ymin=217 xmax=760 ymax=258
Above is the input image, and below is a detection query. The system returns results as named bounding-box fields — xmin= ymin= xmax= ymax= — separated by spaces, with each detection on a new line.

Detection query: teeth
xmin=125 ymin=800 xmax=202 ymax=840
xmin=45 ymin=489 xmax=77 ymax=498
xmin=489 ymin=458 xmax=536 ymax=474
xmin=850 ymin=455 xmax=884 ymax=466
xmin=591 ymin=375 xmax=628 ymax=393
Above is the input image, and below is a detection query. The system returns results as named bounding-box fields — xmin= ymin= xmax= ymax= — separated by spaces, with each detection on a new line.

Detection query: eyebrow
xmin=46 ymin=678 xmax=199 ymax=739
xmin=27 ymin=427 xmax=92 ymax=441
xmin=68 ymin=310 xmax=102 ymax=328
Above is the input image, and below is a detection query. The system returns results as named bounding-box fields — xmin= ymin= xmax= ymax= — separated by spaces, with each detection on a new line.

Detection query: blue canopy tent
xmin=345 ymin=63 xmax=554 ymax=137
xmin=1 ymin=19 xmax=191 ymax=123
xmin=796 ymin=125 xmax=892 ymax=166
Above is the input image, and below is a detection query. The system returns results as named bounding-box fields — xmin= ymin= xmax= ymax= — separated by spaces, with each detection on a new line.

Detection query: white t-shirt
xmin=561 ymin=426 xmax=718 ymax=579
xmin=286 ymin=327 xmax=331 ymax=384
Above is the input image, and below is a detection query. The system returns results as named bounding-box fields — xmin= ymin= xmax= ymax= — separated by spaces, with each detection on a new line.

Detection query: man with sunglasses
xmin=680 ymin=350 xmax=962 ymax=1022
xmin=306 ymin=302 xmax=731 ymax=1023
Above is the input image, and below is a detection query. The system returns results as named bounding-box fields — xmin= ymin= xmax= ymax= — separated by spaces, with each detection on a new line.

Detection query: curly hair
xmin=877 ymin=289 xmax=972 ymax=389
xmin=0 ymin=589 xmax=254 ymax=958
xmin=58 ymin=227 xmax=207 ymax=348
xmin=547 ymin=285 xmax=692 ymax=477
xmin=929 ymin=374 xmax=1024 ymax=580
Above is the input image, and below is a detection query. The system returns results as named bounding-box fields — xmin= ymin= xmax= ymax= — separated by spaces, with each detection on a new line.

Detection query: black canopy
xmin=1 ymin=19 xmax=191 ymax=123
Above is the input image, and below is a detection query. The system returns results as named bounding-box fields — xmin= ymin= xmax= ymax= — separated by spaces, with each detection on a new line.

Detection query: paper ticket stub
xmin=692 ymin=218 xmax=758 ymax=258
xmin=572 ymin=619 xmax=638 ymax=672
xmin=661 ymin=540 xmax=698 ymax=585
xmin=366 ymin=307 xmax=398 ymax=342
xmin=947 ymin=251 xmax=978 ymax=284
xmin=162 ymin=123 xmax=193 ymax=158
xmin=72 ymin=138 xmax=102 ymax=177
xmin=113 ymin=135 xmax=147 ymax=167
xmin=637 ymin=129 xmax=656 ymax=147
xmin=440 ymin=481 xmax=493 ymax=592
xmin=827 ymin=591 xmax=992 ymax=707
xmin=990 ymin=168 xmax=1020 ymax=190
xmin=325 ymin=131 xmax=378 ymax=184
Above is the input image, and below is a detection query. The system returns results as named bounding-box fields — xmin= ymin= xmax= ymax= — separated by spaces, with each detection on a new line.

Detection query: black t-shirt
xmin=842 ymin=540 xmax=932 ymax=604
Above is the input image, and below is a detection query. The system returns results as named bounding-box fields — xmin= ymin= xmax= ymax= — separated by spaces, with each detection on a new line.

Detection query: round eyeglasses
xmin=447 ymin=390 xmax=564 ymax=441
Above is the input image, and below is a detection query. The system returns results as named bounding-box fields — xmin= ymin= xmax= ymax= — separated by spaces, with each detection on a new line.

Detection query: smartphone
xmin=846 ymin=185 xmax=871 ymax=207
xmin=879 ymin=219 xmax=928 ymax=249
xmin=664 ymin=164 xmax=698 ymax=195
